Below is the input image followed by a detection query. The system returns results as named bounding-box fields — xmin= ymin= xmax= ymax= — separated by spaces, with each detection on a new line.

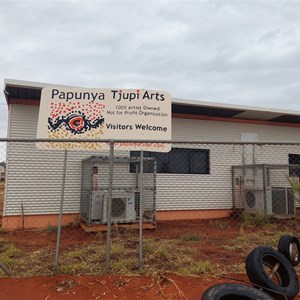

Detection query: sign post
xmin=54 ymin=149 xmax=67 ymax=272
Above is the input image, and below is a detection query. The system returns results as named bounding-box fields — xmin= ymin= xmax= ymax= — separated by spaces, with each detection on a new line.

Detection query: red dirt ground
xmin=0 ymin=219 xmax=300 ymax=299
xmin=0 ymin=273 xmax=251 ymax=300
xmin=2 ymin=273 xmax=300 ymax=299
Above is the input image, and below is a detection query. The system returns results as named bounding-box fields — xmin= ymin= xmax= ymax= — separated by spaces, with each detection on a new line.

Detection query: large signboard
xmin=36 ymin=87 xmax=171 ymax=151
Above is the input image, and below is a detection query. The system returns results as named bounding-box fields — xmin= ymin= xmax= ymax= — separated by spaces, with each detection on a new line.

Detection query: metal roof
xmin=3 ymin=78 xmax=300 ymax=125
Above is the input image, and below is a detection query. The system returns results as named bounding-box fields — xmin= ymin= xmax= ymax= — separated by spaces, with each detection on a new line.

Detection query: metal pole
xmin=263 ymin=165 xmax=267 ymax=215
xmin=153 ymin=160 xmax=157 ymax=226
xmin=139 ymin=151 xmax=144 ymax=268
xmin=54 ymin=149 xmax=68 ymax=272
xmin=106 ymin=141 xmax=114 ymax=272
xmin=231 ymin=166 xmax=236 ymax=209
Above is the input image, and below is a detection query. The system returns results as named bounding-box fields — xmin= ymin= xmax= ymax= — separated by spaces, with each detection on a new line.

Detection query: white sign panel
xmin=36 ymin=87 xmax=171 ymax=151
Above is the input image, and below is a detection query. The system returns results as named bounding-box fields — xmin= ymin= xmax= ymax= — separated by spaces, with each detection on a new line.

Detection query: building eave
xmin=4 ymin=78 xmax=300 ymax=125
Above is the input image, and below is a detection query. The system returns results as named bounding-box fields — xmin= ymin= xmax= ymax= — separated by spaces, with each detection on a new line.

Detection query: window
xmin=130 ymin=148 xmax=209 ymax=174
xmin=289 ymin=154 xmax=300 ymax=177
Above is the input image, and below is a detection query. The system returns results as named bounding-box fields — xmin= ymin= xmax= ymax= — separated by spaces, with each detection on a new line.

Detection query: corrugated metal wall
xmin=4 ymin=104 xmax=300 ymax=216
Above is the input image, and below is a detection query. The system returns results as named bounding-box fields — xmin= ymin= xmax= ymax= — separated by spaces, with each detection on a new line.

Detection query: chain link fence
xmin=233 ymin=164 xmax=299 ymax=216
xmin=1 ymin=139 xmax=300 ymax=276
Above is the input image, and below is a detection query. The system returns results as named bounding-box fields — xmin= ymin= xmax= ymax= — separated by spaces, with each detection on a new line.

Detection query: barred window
xmin=130 ymin=148 xmax=209 ymax=174
xmin=289 ymin=154 xmax=300 ymax=177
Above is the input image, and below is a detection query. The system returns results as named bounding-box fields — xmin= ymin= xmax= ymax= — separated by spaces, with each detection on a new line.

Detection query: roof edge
xmin=4 ymin=78 xmax=300 ymax=117
xmin=172 ymin=97 xmax=300 ymax=116
xmin=4 ymin=78 xmax=73 ymax=90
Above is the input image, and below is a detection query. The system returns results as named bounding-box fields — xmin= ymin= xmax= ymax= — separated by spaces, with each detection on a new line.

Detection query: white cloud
xmin=1 ymin=0 xmax=300 ymax=137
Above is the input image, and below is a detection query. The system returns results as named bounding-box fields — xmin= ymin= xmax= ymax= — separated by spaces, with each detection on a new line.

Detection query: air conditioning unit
xmin=243 ymin=186 xmax=272 ymax=215
xmin=91 ymin=191 xmax=136 ymax=224
xmin=271 ymin=187 xmax=295 ymax=216
xmin=109 ymin=194 xmax=136 ymax=223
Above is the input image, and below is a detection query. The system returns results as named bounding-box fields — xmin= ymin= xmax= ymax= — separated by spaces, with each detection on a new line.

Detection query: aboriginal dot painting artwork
xmin=46 ymin=101 xmax=105 ymax=150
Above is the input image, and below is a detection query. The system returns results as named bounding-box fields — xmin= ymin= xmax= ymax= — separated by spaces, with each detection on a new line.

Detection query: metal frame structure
xmin=80 ymin=155 xmax=156 ymax=226
xmin=232 ymin=164 xmax=300 ymax=217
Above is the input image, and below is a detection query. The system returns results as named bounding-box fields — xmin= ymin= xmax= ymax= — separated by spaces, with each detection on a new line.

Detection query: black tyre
xmin=245 ymin=246 xmax=299 ymax=299
xmin=201 ymin=283 xmax=274 ymax=300
xmin=278 ymin=235 xmax=300 ymax=266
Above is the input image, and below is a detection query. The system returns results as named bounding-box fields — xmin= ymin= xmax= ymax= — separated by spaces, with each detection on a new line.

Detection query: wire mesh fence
xmin=1 ymin=139 xmax=300 ymax=277
xmin=233 ymin=164 xmax=299 ymax=217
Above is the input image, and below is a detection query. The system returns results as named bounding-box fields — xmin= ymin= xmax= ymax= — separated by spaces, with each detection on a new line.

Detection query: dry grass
xmin=1 ymin=218 xmax=300 ymax=278
xmin=0 ymin=236 xmax=218 ymax=277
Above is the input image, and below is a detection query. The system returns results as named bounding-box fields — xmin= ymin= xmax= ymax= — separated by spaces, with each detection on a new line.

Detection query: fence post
xmin=263 ymin=164 xmax=267 ymax=214
xmin=231 ymin=166 xmax=236 ymax=209
xmin=54 ymin=149 xmax=68 ymax=272
xmin=153 ymin=160 xmax=157 ymax=225
xmin=106 ymin=141 xmax=114 ymax=272
xmin=139 ymin=151 xmax=144 ymax=268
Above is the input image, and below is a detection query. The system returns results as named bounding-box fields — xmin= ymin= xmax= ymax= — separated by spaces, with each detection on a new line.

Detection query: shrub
xmin=241 ymin=211 xmax=270 ymax=227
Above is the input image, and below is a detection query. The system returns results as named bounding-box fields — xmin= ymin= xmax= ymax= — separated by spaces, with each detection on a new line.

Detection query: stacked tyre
xmin=201 ymin=235 xmax=300 ymax=300
xmin=245 ymin=245 xmax=299 ymax=299
xmin=202 ymin=283 xmax=274 ymax=299
xmin=278 ymin=235 xmax=300 ymax=267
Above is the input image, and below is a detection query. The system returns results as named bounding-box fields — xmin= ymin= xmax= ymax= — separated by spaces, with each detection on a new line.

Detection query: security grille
xmin=80 ymin=156 xmax=156 ymax=226
xmin=232 ymin=164 xmax=298 ymax=217
xmin=112 ymin=198 xmax=126 ymax=218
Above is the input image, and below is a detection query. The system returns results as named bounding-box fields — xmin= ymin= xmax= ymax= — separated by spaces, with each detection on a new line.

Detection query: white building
xmin=0 ymin=162 xmax=5 ymax=181
xmin=3 ymin=78 xmax=300 ymax=229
